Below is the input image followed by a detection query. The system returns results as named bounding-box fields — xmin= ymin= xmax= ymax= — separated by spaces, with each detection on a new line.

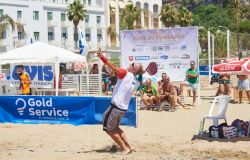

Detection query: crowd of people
xmin=88 ymin=61 xmax=199 ymax=112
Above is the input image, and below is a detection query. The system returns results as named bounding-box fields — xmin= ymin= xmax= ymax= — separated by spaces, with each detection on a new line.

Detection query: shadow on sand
xmin=191 ymin=132 xmax=250 ymax=142
xmin=78 ymin=145 xmax=118 ymax=154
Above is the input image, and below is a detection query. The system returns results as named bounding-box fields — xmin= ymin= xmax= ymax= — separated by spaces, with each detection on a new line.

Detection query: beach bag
xmin=209 ymin=123 xmax=228 ymax=138
xmin=209 ymin=125 xmax=219 ymax=138
xmin=220 ymin=126 xmax=238 ymax=138
xmin=231 ymin=119 xmax=249 ymax=136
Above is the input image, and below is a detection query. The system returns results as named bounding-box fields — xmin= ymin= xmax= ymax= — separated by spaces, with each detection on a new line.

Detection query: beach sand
xmin=1 ymin=89 xmax=250 ymax=160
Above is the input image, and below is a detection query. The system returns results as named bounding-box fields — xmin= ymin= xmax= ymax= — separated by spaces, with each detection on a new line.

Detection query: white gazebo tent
xmin=0 ymin=42 xmax=87 ymax=96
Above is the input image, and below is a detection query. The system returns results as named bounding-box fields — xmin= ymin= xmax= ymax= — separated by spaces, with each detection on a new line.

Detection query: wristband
xmin=99 ymin=54 xmax=108 ymax=63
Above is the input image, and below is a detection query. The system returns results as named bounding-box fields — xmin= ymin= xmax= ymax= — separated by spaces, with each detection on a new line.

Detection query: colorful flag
xmin=79 ymin=29 xmax=89 ymax=55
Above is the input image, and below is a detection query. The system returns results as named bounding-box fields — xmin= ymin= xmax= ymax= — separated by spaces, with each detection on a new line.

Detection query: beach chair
xmin=202 ymin=95 xmax=231 ymax=130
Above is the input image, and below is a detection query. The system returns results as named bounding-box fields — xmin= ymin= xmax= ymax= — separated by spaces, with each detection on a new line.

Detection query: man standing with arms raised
xmin=96 ymin=49 xmax=144 ymax=154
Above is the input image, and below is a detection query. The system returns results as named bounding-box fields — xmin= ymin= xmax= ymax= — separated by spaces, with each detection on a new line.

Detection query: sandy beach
xmin=1 ymin=89 xmax=250 ymax=160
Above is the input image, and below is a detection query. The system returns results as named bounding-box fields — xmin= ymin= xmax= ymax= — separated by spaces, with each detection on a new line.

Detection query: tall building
xmin=0 ymin=0 xmax=108 ymax=53
xmin=0 ymin=0 xmax=162 ymax=58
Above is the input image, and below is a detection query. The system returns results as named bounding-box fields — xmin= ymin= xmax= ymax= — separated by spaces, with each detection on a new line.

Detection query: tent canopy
xmin=0 ymin=42 xmax=87 ymax=96
xmin=0 ymin=42 xmax=86 ymax=64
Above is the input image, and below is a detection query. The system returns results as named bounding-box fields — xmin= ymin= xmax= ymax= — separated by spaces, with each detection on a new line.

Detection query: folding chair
xmin=201 ymin=95 xmax=231 ymax=131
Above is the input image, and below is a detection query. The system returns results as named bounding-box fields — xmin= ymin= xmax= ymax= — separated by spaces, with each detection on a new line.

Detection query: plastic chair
xmin=202 ymin=95 xmax=231 ymax=130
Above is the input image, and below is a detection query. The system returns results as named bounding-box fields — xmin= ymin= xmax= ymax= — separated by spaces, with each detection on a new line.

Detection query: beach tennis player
xmin=96 ymin=49 xmax=157 ymax=154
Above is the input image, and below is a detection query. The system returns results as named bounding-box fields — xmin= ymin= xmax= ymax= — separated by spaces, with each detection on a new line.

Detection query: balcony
xmin=0 ymin=39 xmax=8 ymax=46
xmin=47 ymin=20 xmax=57 ymax=27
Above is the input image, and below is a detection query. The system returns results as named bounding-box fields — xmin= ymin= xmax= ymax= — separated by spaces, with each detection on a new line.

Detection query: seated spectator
xmin=90 ymin=64 xmax=99 ymax=74
xmin=141 ymin=78 xmax=160 ymax=110
xmin=102 ymin=64 xmax=110 ymax=95
xmin=158 ymin=73 xmax=177 ymax=112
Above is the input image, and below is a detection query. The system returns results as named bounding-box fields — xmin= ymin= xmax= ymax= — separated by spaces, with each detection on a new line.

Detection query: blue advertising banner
xmin=0 ymin=96 xmax=137 ymax=127
xmin=94 ymin=96 xmax=137 ymax=127
xmin=0 ymin=96 xmax=95 ymax=125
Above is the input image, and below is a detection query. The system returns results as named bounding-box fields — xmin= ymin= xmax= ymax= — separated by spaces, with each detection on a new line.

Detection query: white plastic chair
xmin=202 ymin=95 xmax=231 ymax=130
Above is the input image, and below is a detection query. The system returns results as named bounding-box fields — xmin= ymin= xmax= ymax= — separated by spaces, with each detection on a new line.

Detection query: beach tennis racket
xmin=145 ymin=62 xmax=158 ymax=75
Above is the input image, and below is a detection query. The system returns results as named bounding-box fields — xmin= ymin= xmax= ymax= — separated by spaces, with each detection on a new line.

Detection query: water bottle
xmin=198 ymin=120 xmax=204 ymax=137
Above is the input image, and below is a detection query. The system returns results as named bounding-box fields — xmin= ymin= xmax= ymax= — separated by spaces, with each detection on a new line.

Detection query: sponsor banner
xmin=0 ymin=96 xmax=137 ymax=126
xmin=94 ymin=97 xmax=137 ymax=127
xmin=8 ymin=64 xmax=54 ymax=88
xmin=120 ymin=27 xmax=199 ymax=81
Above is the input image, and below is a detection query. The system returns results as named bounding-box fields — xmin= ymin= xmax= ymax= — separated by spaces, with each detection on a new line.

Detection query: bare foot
xmin=121 ymin=149 xmax=132 ymax=155
xmin=158 ymin=108 xmax=163 ymax=112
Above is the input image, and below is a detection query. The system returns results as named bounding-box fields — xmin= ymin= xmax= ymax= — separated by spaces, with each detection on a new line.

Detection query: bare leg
xmin=149 ymin=96 xmax=154 ymax=110
xmin=239 ymin=91 xmax=243 ymax=103
xmin=247 ymin=91 xmax=250 ymax=103
xmin=156 ymin=95 xmax=162 ymax=111
xmin=225 ymin=84 xmax=231 ymax=96
xmin=142 ymin=96 xmax=149 ymax=110
xmin=168 ymin=95 xmax=175 ymax=111
xmin=117 ymin=128 xmax=135 ymax=152
xmin=106 ymin=131 xmax=130 ymax=154
xmin=192 ymin=90 xmax=197 ymax=106
xmin=180 ymin=82 xmax=185 ymax=96
xmin=219 ymin=84 xmax=225 ymax=95
xmin=177 ymin=98 xmax=185 ymax=108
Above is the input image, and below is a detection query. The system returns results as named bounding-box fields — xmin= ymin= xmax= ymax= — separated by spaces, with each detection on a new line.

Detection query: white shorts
xmin=238 ymin=79 xmax=250 ymax=91
xmin=184 ymin=81 xmax=198 ymax=90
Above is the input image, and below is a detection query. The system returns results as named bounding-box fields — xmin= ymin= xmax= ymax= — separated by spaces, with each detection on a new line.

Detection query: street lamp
xmin=218 ymin=26 xmax=230 ymax=59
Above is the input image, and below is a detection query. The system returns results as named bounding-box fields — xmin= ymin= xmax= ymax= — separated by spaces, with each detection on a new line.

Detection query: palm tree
xmin=160 ymin=4 xmax=179 ymax=28
xmin=227 ymin=0 xmax=245 ymax=58
xmin=120 ymin=4 xmax=142 ymax=30
xmin=178 ymin=6 xmax=193 ymax=27
xmin=67 ymin=0 xmax=86 ymax=49
xmin=0 ymin=14 xmax=24 ymax=39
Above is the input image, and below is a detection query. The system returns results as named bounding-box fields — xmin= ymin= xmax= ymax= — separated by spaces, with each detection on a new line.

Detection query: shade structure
xmin=0 ymin=42 xmax=87 ymax=95
xmin=212 ymin=57 xmax=250 ymax=75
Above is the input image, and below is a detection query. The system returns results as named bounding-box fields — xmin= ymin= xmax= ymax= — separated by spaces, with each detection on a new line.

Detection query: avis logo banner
xmin=0 ymin=96 xmax=95 ymax=125
xmin=8 ymin=64 xmax=54 ymax=88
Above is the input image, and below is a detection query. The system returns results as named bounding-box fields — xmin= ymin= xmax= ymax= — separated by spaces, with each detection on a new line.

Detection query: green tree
xmin=192 ymin=4 xmax=231 ymax=28
xmin=0 ymin=14 xmax=24 ymax=39
xmin=120 ymin=4 xmax=142 ymax=30
xmin=227 ymin=0 xmax=246 ymax=58
xmin=178 ymin=6 xmax=193 ymax=26
xmin=67 ymin=0 xmax=86 ymax=49
xmin=160 ymin=4 xmax=179 ymax=28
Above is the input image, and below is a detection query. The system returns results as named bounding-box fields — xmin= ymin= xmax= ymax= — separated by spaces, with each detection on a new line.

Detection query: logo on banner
xmin=164 ymin=46 xmax=170 ymax=51
xmin=160 ymin=55 xmax=169 ymax=60
xmin=181 ymin=45 xmax=187 ymax=50
xmin=151 ymin=56 xmax=159 ymax=60
xmin=128 ymin=56 xmax=134 ymax=61
xmin=171 ymin=55 xmax=180 ymax=59
xmin=169 ymin=62 xmax=182 ymax=69
xmin=15 ymin=98 xmax=69 ymax=118
xmin=181 ymin=54 xmax=190 ymax=59
xmin=16 ymin=98 xmax=27 ymax=115
xmin=135 ymin=56 xmax=150 ymax=60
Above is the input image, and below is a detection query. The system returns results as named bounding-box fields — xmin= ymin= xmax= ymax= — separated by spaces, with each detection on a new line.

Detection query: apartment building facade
xmin=0 ymin=0 xmax=162 ymax=58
